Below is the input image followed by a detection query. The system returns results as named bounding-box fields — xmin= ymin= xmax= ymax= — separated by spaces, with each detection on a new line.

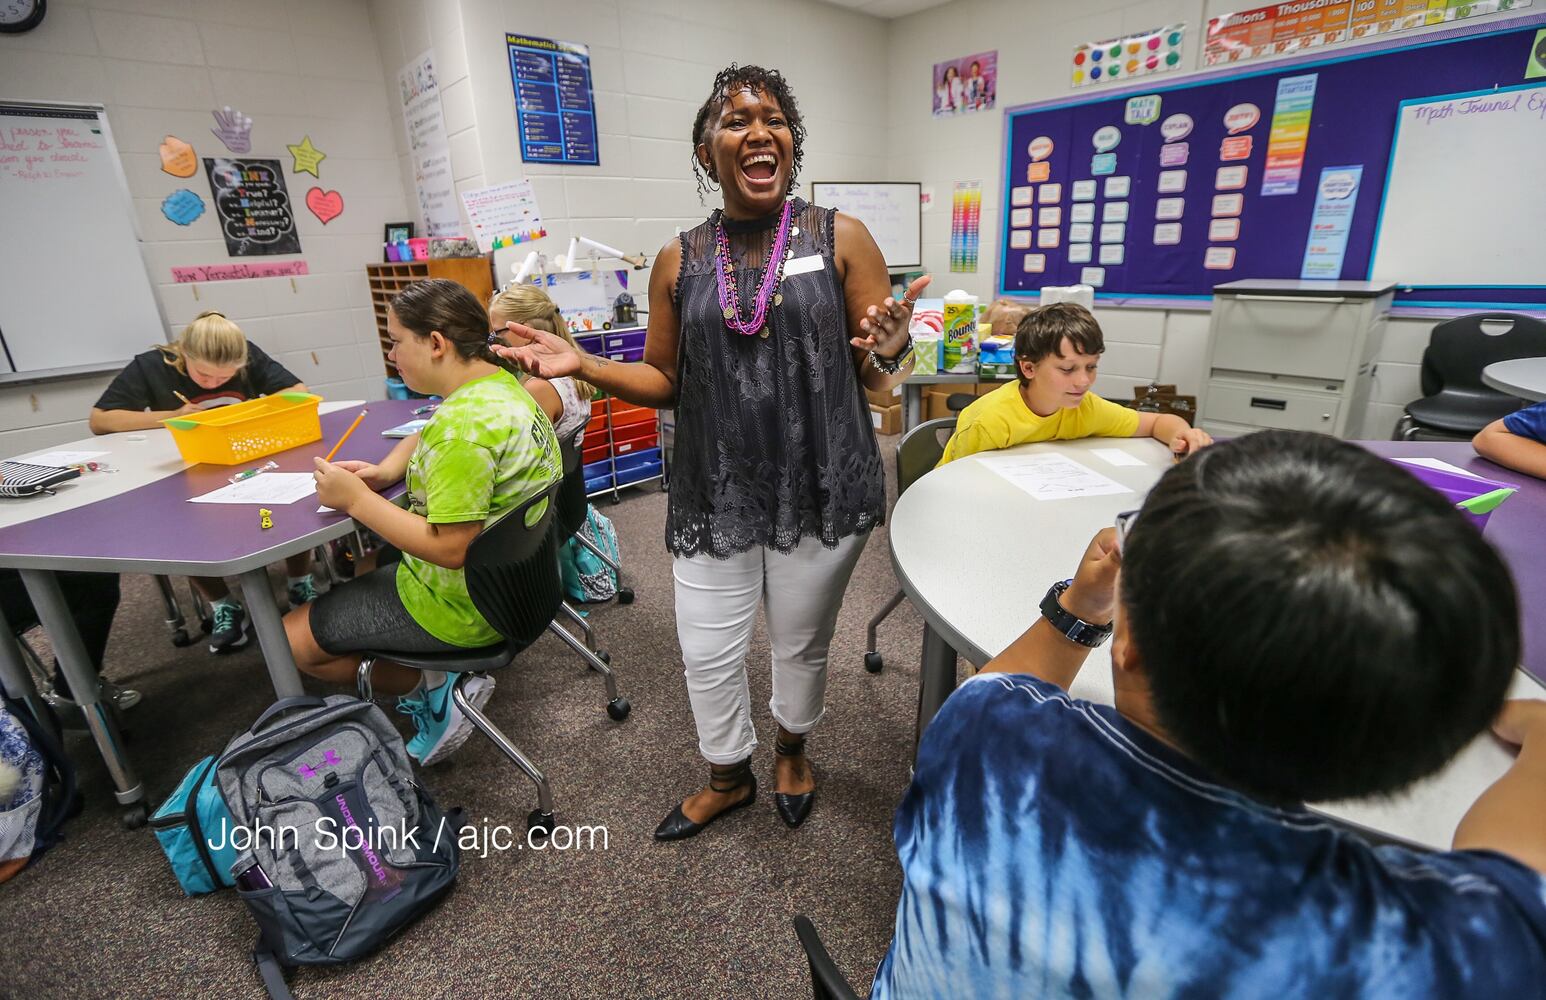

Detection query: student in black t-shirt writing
xmin=89 ymin=311 xmax=318 ymax=653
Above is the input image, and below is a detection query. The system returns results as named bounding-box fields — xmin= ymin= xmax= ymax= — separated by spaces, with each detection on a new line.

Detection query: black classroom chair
xmin=863 ymin=416 xmax=959 ymax=673
xmin=1395 ymin=312 xmax=1546 ymax=440
xmin=793 ymin=915 xmax=862 ymax=1000
xmin=353 ymin=480 xmax=624 ymax=835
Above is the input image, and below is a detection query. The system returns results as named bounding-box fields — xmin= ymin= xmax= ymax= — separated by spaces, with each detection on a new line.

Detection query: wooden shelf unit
xmin=365 ymin=258 xmax=494 ymax=378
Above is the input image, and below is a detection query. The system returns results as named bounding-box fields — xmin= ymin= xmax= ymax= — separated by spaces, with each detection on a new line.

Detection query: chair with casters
xmin=793 ymin=915 xmax=862 ymax=1000
xmin=863 ymin=415 xmax=959 ymax=674
xmin=1394 ymin=312 xmax=1546 ymax=441
xmin=352 ymin=480 xmax=621 ymax=836
xmin=545 ymin=442 xmax=631 ymax=717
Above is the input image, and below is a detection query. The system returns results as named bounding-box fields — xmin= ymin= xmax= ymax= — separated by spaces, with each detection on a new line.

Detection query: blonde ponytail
xmin=488 ymin=284 xmax=597 ymax=402
xmin=158 ymin=310 xmax=248 ymax=375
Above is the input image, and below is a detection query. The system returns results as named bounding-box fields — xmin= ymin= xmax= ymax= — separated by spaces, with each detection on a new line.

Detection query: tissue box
xmin=913 ymin=335 xmax=940 ymax=375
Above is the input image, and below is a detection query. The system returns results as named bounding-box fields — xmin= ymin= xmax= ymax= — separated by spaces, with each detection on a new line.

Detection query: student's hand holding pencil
xmin=329 ymin=460 xmax=392 ymax=491
xmin=313 ymin=457 xmax=371 ymax=514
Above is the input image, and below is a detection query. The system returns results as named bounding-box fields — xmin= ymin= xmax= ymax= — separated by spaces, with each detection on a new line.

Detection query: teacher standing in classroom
xmin=499 ymin=64 xmax=928 ymax=841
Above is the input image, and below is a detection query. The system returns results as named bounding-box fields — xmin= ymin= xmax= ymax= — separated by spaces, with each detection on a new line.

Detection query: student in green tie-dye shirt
xmin=284 ymin=279 xmax=561 ymax=765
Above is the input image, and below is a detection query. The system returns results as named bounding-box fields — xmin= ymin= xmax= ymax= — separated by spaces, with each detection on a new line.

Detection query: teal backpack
xmin=560 ymin=505 xmax=621 ymax=602
xmin=150 ymin=755 xmax=240 ymax=895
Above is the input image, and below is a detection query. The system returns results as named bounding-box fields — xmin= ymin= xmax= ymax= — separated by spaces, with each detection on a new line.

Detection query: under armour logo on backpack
xmin=297 ymin=749 xmax=342 ymax=779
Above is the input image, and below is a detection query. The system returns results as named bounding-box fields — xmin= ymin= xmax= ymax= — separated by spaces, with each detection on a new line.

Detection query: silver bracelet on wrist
xmin=869 ymin=335 xmax=915 ymax=375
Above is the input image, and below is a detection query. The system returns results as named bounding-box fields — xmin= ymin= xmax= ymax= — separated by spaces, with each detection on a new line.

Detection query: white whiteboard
xmin=812 ymin=181 xmax=922 ymax=270
xmin=0 ymin=102 xmax=167 ymax=378
xmin=1371 ymin=83 xmax=1546 ymax=288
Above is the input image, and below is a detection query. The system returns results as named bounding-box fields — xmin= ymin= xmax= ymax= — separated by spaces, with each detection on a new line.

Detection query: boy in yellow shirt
xmin=939 ymin=303 xmax=1212 ymax=464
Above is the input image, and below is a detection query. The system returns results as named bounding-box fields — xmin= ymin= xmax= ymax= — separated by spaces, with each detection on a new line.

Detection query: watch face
xmin=0 ymin=0 xmax=44 ymax=33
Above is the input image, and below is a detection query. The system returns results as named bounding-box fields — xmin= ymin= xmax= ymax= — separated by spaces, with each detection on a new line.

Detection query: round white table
xmin=889 ymin=436 xmax=1544 ymax=851
xmin=1482 ymin=357 xmax=1546 ymax=402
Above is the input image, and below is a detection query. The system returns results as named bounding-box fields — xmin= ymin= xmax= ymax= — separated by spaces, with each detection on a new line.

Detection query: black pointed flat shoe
xmin=652 ymin=776 xmax=757 ymax=842
xmin=775 ymin=787 xmax=815 ymax=828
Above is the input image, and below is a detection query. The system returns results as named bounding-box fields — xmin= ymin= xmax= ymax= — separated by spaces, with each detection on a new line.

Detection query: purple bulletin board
xmin=997 ymin=12 xmax=1546 ymax=310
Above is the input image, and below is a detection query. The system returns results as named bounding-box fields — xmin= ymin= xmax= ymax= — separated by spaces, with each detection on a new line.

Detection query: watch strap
xmin=1040 ymin=579 xmax=1113 ymax=648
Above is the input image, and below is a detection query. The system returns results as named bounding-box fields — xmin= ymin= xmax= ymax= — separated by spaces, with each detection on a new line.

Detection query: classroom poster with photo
xmin=203 ymin=158 xmax=301 ymax=257
xmin=1206 ymin=0 xmax=1531 ymax=65
xmin=398 ymin=49 xmax=462 ymax=237
xmin=932 ymin=51 xmax=997 ymax=117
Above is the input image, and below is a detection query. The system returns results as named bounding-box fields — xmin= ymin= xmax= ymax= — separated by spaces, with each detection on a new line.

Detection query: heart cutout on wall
xmin=305 ymin=187 xmax=344 ymax=225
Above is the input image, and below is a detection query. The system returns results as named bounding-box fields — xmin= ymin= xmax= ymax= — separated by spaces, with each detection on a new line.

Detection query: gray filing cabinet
xmin=1198 ymin=279 xmax=1394 ymax=439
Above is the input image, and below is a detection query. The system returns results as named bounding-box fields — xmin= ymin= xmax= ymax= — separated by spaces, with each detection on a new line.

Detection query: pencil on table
xmin=173 ymin=391 xmax=192 ymax=406
xmin=323 ymin=408 xmax=369 ymax=462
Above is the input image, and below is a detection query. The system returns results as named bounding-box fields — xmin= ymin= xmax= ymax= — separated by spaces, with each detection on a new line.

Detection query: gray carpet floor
xmin=0 ymin=433 xmax=952 ymax=999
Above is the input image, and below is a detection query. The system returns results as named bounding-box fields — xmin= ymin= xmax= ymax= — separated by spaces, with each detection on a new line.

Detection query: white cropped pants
xmin=672 ymin=533 xmax=869 ymax=765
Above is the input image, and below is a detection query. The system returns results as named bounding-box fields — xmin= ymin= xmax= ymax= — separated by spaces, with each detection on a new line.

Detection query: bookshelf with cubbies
xmin=365 ymin=259 xmax=494 ymax=378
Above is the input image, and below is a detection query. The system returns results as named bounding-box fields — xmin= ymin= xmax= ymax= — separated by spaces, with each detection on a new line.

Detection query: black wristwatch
xmin=1039 ymin=579 xmax=1113 ymax=648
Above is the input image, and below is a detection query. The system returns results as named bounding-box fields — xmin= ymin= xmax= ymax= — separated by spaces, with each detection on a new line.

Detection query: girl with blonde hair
xmin=90 ymin=310 xmax=315 ymax=653
xmin=488 ymin=284 xmax=595 ymax=444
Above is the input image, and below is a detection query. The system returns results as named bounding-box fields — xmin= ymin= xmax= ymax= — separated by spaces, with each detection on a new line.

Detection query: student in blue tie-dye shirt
xmin=874 ymin=430 xmax=1546 ymax=999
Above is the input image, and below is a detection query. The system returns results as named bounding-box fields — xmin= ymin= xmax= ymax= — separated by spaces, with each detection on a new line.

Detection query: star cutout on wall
xmin=287 ymin=135 xmax=327 ymax=177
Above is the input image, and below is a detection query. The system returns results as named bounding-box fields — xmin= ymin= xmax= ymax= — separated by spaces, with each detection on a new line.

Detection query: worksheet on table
xmin=188 ymin=473 xmax=317 ymax=505
xmin=975 ymin=452 xmax=1133 ymax=501
xmin=13 ymin=450 xmax=108 ymax=467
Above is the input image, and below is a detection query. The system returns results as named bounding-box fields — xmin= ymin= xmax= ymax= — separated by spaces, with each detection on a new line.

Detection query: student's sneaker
xmin=397 ymin=673 xmax=494 ymax=766
xmin=287 ymin=575 xmax=320 ymax=609
xmin=207 ymin=601 xmax=250 ymax=654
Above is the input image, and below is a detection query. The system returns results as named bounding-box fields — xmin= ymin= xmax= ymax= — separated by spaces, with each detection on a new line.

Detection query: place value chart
xmin=506 ymin=33 xmax=599 ymax=166
xmin=996 ymin=14 xmax=1546 ymax=308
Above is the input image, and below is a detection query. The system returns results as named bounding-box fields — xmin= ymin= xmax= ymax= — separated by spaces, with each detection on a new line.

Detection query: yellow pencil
xmin=173 ymin=390 xmax=192 ymax=406
xmin=323 ymin=408 xmax=368 ymax=462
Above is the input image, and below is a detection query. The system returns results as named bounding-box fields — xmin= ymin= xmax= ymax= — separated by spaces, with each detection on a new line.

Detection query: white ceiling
xmin=817 ymin=0 xmax=955 ymax=18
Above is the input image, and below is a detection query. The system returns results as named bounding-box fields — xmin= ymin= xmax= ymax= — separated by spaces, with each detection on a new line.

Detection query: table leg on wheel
xmin=238 ymin=568 xmax=305 ymax=699
xmin=18 ymin=569 xmax=143 ymax=807
xmin=914 ymin=622 xmax=959 ymax=761
xmin=0 ymin=605 xmax=60 ymax=746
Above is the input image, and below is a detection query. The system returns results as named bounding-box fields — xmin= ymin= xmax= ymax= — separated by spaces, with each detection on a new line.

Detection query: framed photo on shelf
xmin=384 ymin=221 xmax=414 ymax=244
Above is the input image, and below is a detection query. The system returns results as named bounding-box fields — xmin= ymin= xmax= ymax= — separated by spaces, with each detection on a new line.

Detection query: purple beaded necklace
xmin=713 ymin=198 xmax=794 ymax=338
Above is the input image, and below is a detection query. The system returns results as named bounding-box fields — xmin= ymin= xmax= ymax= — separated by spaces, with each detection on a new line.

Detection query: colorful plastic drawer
xmin=582 ymin=456 xmax=613 ymax=481
xmin=584 ymin=413 xmax=607 ymax=438
xmin=611 ymin=402 xmax=656 ymax=429
xmin=584 ymin=473 xmax=614 ymax=494
xmin=614 ymin=447 xmax=661 ymax=474
xmin=612 ymin=425 xmax=658 ymax=456
xmin=575 ymin=333 xmax=604 ymax=354
xmin=589 ymin=397 xmax=610 ymax=416
xmin=616 ymin=459 xmax=663 ymax=486
xmin=582 ymin=439 xmax=610 ymax=465
xmin=605 ymin=346 xmax=645 ymax=363
xmin=604 ymin=329 xmax=646 ymax=353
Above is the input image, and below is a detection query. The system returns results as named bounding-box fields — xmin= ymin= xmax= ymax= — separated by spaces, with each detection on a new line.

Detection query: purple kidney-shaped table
xmin=891 ymin=436 xmax=1546 ymax=850
xmin=0 ymin=400 xmax=415 ymax=824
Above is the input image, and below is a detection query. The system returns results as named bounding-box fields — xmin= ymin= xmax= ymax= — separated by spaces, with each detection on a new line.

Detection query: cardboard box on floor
xmin=870 ymin=402 xmax=902 ymax=435
xmin=865 ymin=383 xmax=903 ymax=408
xmin=920 ymin=380 xmax=1009 ymax=421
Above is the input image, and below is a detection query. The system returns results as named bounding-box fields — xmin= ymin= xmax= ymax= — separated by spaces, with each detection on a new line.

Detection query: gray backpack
xmin=216 ymin=696 xmax=460 ymax=998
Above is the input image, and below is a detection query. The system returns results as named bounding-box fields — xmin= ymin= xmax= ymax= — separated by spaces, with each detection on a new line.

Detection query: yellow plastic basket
xmin=161 ymin=392 xmax=323 ymax=465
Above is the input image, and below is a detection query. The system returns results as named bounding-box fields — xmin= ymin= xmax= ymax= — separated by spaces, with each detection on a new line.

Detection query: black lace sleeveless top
xmin=667 ymin=197 xmax=885 ymax=559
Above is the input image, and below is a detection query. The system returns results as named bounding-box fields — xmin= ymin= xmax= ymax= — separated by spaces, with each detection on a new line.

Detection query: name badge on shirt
xmin=783 ymin=254 xmax=825 ymax=277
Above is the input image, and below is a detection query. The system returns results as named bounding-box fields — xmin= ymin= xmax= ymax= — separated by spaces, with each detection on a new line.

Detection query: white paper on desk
xmin=975 ymin=452 xmax=1133 ymax=501
xmin=188 ymin=473 xmax=318 ymax=505
xmin=1090 ymin=447 xmax=1147 ymax=467
xmin=318 ymin=399 xmax=368 ymax=416
xmin=1389 ymin=457 xmax=1487 ymax=479
xmin=16 ymin=450 xmax=108 ymax=467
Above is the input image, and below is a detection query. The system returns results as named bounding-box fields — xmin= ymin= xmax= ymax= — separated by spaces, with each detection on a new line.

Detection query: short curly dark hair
xmin=690 ymin=64 xmax=807 ymax=203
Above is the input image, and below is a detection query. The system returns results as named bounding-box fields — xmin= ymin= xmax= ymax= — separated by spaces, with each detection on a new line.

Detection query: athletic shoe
xmin=397 ymin=673 xmax=494 ymax=766
xmin=287 ymin=575 xmax=320 ymax=609
xmin=208 ymin=601 xmax=250 ymax=654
